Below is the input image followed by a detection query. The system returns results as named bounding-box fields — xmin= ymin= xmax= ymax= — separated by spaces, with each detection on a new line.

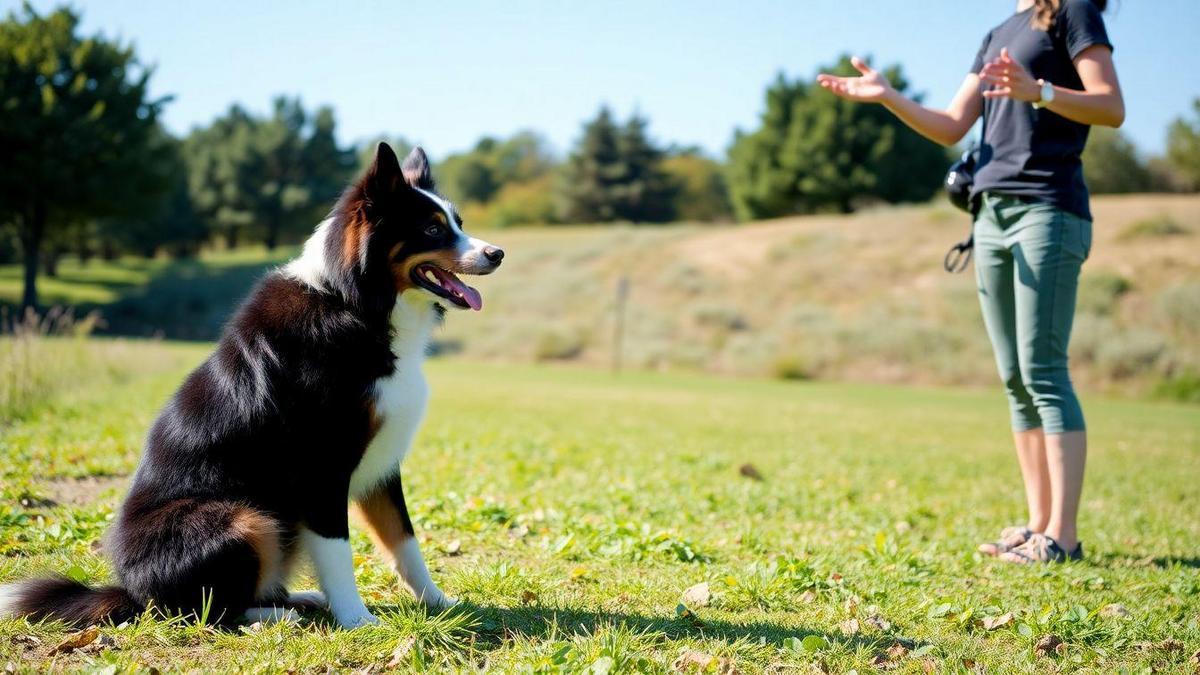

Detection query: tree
xmin=662 ymin=148 xmax=733 ymax=222
xmin=727 ymin=57 xmax=950 ymax=220
xmin=438 ymin=131 xmax=556 ymax=205
xmin=0 ymin=5 xmax=171 ymax=309
xmin=1166 ymin=98 xmax=1200 ymax=191
xmin=1082 ymin=127 xmax=1151 ymax=194
xmin=100 ymin=131 xmax=207 ymax=258
xmin=185 ymin=98 xmax=355 ymax=250
xmin=558 ymin=107 xmax=679 ymax=223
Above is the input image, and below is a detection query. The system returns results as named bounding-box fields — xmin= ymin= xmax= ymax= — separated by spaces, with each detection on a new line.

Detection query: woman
xmin=817 ymin=0 xmax=1124 ymax=563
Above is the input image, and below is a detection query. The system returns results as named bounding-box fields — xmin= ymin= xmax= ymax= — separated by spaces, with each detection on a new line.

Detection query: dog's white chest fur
xmin=348 ymin=295 xmax=438 ymax=498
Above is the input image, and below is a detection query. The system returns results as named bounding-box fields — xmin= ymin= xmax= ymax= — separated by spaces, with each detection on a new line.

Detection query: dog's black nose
xmin=483 ymin=246 xmax=505 ymax=264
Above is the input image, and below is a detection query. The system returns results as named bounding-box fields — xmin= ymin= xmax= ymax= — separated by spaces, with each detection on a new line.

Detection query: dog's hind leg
xmin=112 ymin=500 xmax=286 ymax=624
xmin=353 ymin=473 xmax=455 ymax=609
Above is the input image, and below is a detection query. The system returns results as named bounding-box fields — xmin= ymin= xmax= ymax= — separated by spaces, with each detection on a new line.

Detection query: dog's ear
xmin=401 ymin=146 xmax=436 ymax=191
xmin=364 ymin=142 xmax=403 ymax=198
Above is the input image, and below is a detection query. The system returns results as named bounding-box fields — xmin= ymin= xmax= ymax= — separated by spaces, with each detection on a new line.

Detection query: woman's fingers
xmin=1000 ymin=47 xmax=1012 ymax=63
xmin=850 ymin=56 xmax=872 ymax=75
xmin=982 ymin=86 xmax=1013 ymax=99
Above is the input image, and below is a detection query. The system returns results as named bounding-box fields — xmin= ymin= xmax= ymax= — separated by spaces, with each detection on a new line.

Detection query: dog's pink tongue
xmin=459 ymin=284 xmax=483 ymax=311
xmin=439 ymin=272 xmax=482 ymax=311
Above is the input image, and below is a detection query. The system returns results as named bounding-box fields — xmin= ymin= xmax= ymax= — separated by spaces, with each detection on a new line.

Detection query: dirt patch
xmin=39 ymin=475 xmax=129 ymax=507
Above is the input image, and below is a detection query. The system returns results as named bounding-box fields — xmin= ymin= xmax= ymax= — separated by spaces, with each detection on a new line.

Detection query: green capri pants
xmin=973 ymin=192 xmax=1091 ymax=435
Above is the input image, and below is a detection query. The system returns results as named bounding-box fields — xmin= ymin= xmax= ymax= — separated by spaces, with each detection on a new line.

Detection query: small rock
xmin=1099 ymin=603 xmax=1131 ymax=619
xmin=839 ymin=618 xmax=860 ymax=636
xmin=1034 ymin=634 xmax=1063 ymax=658
xmin=444 ymin=539 xmax=461 ymax=555
xmin=799 ymin=590 xmax=817 ymax=603
xmin=738 ymin=464 xmax=764 ymax=481
xmin=672 ymin=649 xmax=738 ymax=674
xmin=682 ymin=582 xmax=711 ymax=608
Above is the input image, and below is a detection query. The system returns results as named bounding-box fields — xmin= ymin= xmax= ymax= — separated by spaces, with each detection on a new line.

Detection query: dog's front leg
xmin=354 ymin=473 xmax=455 ymax=609
xmin=300 ymin=496 xmax=379 ymax=628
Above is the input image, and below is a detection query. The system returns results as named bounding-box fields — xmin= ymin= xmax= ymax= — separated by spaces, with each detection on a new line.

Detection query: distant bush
xmin=1095 ymin=328 xmax=1167 ymax=380
xmin=533 ymin=324 xmax=585 ymax=361
xmin=691 ymin=303 xmax=748 ymax=332
xmin=771 ymin=353 xmax=812 ymax=381
xmin=1118 ymin=214 xmax=1189 ymax=241
xmin=1154 ymin=372 xmax=1200 ymax=403
xmin=472 ymin=174 xmax=559 ymax=228
xmin=1077 ymin=271 xmax=1132 ymax=316
xmin=1155 ymin=281 xmax=1200 ymax=337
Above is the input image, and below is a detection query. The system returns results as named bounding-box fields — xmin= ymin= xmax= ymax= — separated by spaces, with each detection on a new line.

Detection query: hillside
xmin=2 ymin=194 xmax=1197 ymax=395
xmin=444 ymin=194 xmax=1199 ymax=395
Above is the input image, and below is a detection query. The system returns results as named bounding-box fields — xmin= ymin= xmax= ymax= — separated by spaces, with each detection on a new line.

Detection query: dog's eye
xmin=424 ymin=223 xmax=443 ymax=237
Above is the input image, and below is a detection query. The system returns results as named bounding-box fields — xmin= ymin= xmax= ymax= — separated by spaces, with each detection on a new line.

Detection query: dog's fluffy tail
xmin=0 ymin=576 xmax=142 ymax=627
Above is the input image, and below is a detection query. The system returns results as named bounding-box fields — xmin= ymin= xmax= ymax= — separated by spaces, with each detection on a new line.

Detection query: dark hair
xmin=1032 ymin=0 xmax=1108 ymax=30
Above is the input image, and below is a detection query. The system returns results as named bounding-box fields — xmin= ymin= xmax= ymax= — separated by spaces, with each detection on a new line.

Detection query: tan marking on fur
xmin=393 ymin=248 xmax=477 ymax=294
xmin=341 ymin=211 xmax=369 ymax=272
xmin=230 ymin=507 xmax=283 ymax=597
xmin=351 ymin=488 xmax=411 ymax=565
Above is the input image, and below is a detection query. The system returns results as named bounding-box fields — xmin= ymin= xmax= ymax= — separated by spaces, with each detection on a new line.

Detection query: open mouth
xmin=411 ymin=263 xmax=483 ymax=311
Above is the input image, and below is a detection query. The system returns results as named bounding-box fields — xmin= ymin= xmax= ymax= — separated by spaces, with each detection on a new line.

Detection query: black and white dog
xmin=0 ymin=143 xmax=502 ymax=628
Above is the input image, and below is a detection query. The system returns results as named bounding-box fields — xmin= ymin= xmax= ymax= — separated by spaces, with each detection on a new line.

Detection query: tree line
xmin=3 ymin=6 xmax=1199 ymax=309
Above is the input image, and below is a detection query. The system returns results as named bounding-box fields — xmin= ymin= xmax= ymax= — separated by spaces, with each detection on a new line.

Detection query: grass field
xmin=1 ymin=339 xmax=1198 ymax=672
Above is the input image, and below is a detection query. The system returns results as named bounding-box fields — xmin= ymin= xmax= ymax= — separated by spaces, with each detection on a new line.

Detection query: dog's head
xmin=310 ymin=142 xmax=503 ymax=313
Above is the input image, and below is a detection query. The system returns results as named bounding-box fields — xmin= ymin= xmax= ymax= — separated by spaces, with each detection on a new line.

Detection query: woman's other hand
xmin=817 ymin=56 xmax=894 ymax=103
xmin=979 ymin=47 xmax=1040 ymax=102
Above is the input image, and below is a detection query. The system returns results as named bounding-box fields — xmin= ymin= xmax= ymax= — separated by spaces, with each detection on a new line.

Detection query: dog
xmin=0 ymin=143 xmax=503 ymax=629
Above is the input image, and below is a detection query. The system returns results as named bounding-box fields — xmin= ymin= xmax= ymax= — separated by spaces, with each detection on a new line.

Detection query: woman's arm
xmin=979 ymin=46 xmax=1124 ymax=127
xmin=817 ymin=57 xmax=982 ymax=147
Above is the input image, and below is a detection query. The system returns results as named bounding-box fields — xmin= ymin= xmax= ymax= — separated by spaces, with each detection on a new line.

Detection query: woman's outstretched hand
xmin=979 ymin=48 xmax=1040 ymax=102
xmin=816 ymin=56 xmax=893 ymax=103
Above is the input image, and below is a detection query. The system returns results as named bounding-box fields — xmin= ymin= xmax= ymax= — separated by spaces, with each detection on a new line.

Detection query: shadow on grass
xmin=365 ymin=599 xmax=916 ymax=655
xmin=1091 ymin=551 xmax=1200 ymax=570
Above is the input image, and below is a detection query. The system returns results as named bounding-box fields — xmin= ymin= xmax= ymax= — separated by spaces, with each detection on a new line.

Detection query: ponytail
xmin=1031 ymin=0 xmax=1108 ymax=30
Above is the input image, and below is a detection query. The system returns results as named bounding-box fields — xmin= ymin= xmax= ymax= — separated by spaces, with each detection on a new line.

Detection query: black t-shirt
xmin=970 ymin=0 xmax=1112 ymax=220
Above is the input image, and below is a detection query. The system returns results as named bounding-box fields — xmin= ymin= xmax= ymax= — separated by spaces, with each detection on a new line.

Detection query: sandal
xmin=999 ymin=533 xmax=1084 ymax=564
xmin=978 ymin=525 xmax=1033 ymax=557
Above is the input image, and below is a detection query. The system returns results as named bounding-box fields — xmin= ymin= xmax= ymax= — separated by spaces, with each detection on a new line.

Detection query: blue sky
xmin=12 ymin=0 xmax=1200 ymax=160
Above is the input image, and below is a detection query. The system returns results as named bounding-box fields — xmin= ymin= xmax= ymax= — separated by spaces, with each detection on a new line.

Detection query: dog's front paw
xmin=333 ymin=607 xmax=380 ymax=629
xmin=420 ymin=589 xmax=458 ymax=611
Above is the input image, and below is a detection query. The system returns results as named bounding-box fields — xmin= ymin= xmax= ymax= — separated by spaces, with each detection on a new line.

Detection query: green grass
xmin=1 ymin=340 xmax=1198 ymax=672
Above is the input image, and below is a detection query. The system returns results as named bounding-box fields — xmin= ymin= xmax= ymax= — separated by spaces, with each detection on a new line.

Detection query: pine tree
xmin=558 ymin=107 xmax=678 ymax=223
xmin=728 ymin=56 xmax=951 ymax=220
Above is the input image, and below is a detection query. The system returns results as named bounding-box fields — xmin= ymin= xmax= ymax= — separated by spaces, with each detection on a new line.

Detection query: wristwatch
xmin=1033 ymin=79 xmax=1055 ymax=109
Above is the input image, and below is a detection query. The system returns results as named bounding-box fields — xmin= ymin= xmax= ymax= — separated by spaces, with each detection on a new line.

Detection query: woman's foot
xmin=978 ymin=525 xmax=1034 ymax=557
xmin=999 ymin=533 xmax=1083 ymax=564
